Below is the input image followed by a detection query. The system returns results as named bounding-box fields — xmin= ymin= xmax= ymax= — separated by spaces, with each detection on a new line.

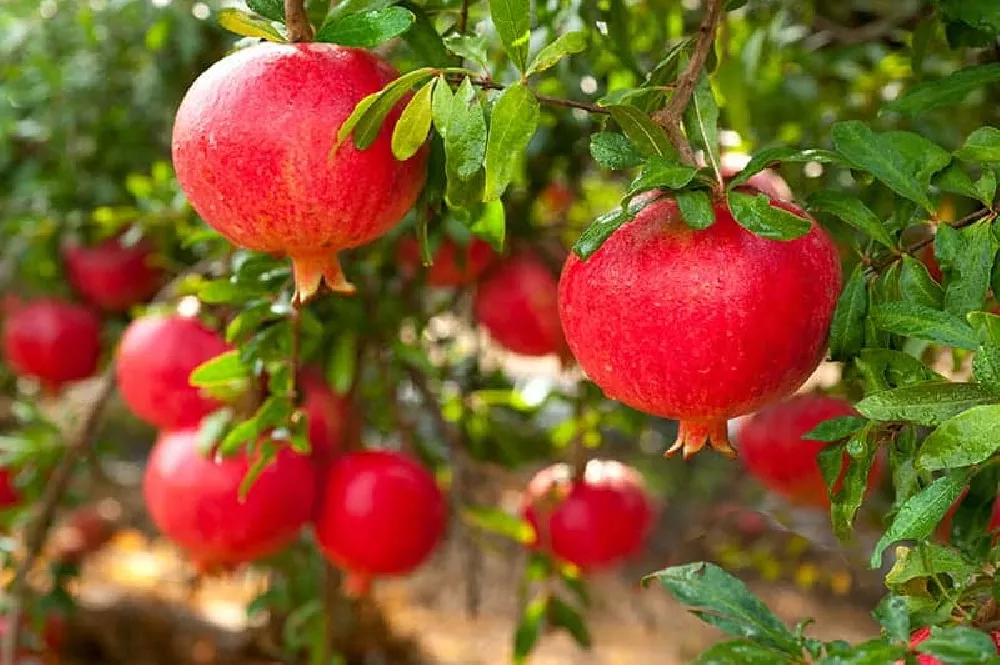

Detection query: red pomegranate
xmin=396 ymin=236 xmax=498 ymax=287
xmin=172 ymin=43 xmax=428 ymax=302
xmin=298 ymin=366 xmax=349 ymax=465
xmin=919 ymin=243 xmax=943 ymax=283
xmin=522 ymin=459 xmax=654 ymax=571
xmin=116 ymin=314 xmax=232 ymax=430
xmin=899 ymin=626 xmax=1000 ymax=664
xmin=62 ymin=233 xmax=164 ymax=312
xmin=0 ymin=467 xmax=18 ymax=510
xmin=720 ymin=153 xmax=794 ymax=202
xmin=144 ymin=428 xmax=318 ymax=566
xmin=474 ymin=250 xmax=566 ymax=357
xmin=558 ymin=193 xmax=841 ymax=459
xmin=314 ymin=450 xmax=447 ymax=590
xmin=1 ymin=298 xmax=102 ymax=391
xmin=735 ymin=394 xmax=884 ymax=508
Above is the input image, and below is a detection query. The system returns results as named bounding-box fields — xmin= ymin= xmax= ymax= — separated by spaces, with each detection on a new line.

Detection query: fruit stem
xmin=283 ymin=0 xmax=314 ymax=42
xmin=291 ymin=253 xmax=356 ymax=305
xmin=666 ymin=419 xmax=737 ymax=460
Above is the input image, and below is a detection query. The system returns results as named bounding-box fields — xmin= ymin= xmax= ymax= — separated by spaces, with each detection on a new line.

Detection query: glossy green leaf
xmin=856 ymin=382 xmax=994 ymax=426
xmin=969 ymin=310 xmax=1000 ymax=345
xmin=513 ymin=595 xmax=547 ymax=664
xmin=625 ymin=158 xmax=697 ymax=198
xmin=973 ymin=344 xmax=1000 ymax=396
xmin=918 ymin=404 xmax=1000 ymax=471
xmin=607 ymin=105 xmax=677 ymax=159
xmin=526 ymin=31 xmax=587 ymax=77
xmin=443 ymin=34 xmax=490 ymax=70
xmin=726 ymin=147 xmax=845 ymax=189
xmin=935 ymin=162 xmax=993 ymax=207
xmin=940 ymin=221 xmax=998 ymax=317
xmin=489 ymin=0 xmax=531 ymax=72
xmin=470 ymin=199 xmax=506 ymax=252
xmin=589 ymin=132 xmax=644 ymax=170
xmin=572 ymin=195 xmax=652 ymax=260
xmin=899 ymin=255 xmax=944 ymax=309
xmin=547 ymin=597 xmax=592 ymax=649
xmin=197 ymin=407 xmax=234 ymax=453
xmin=806 ymin=190 xmax=894 ymax=249
xmin=336 ymin=68 xmax=436 ymax=151
xmin=216 ymin=8 xmax=286 ymax=41
xmin=189 ymin=350 xmax=251 ymax=386
xmin=829 ymin=264 xmax=869 ymax=361
xmin=682 ymin=73 xmax=722 ymax=182
xmin=918 ymin=626 xmax=1000 ymax=661
xmin=692 ymin=640 xmax=789 ymax=665
xmin=885 ymin=543 xmax=977 ymax=587
xmin=855 ymin=349 xmax=944 ymax=393
xmin=443 ymin=78 xmax=487 ymax=180
xmin=247 ymin=0 xmax=283 ymax=22
xmin=885 ymin=63 xmax=1000 ymax=115
xmin=819 ymin=640 xmax=907 ymax=664
xmin=870 ymin=469 xmax=971 ymax=567
xmin=831 ymin=426 xmax=879 ymax=539
xmin=462 ymin=505 xmax=533 ymax=543
xmin=484 ymin=82 xmax=539 ymax=201
xmin=956 ymin=126 xmax=1000 ymax=163
xmin=399 ymin=2 xmax=451 ymax=67
xmin=803 ymin=415 xmax=868 ymax=442
xmin=882 ymin=131 xmax=952 ymax=187
xmin=326 ymin=331 xmax=357 ymax=395
xmin=727 ymin=191 xmax=811 ymax=240
xmin=675 ymin=189 xmax=715 ymax=230
xmin=872 ymin=595 xmax=910 ymax=644
xmin=870 ymin=302 xmax=979 ymax=350
xmin=315 ymin=7 xmax=415 ymax=47
xmin=391 ymin=78 xmax=434 ymax=161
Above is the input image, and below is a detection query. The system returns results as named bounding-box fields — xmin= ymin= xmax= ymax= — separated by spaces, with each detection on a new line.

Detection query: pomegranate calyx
xmin=291 ymin=253 xmax=356 ymax=304
xmin=666 ymin=419 xmax=736 ymax=460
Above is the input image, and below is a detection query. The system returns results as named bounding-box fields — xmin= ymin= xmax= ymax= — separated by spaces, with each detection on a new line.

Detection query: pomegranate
xmin=314 ymin=450 xmax=446 ymax=590
xmin=919 ymin=243 xmax=943 ymax=283
xmin=1 ymin=298 xmax=102 ymax=391
xmin=720 ymin=152 xmax=794 ymax=202
xmin=473 ymin=250 xmax=566 ymax=357
xmin=396 ymin=236 xmax=498 ymax=287
xmin=522 ymin=459 xmax=653 ymax=571
xmin=936 ymin=491 xmax=1000 ymax=542
xmin=172 ymin=43 xmax=428 ymax=302
xmin=735 ymin=394 xmax=884 ymax=508
xmin=298 ymin=366 xmax=349 ymax=465
xmin=898 ymin=626 xmax=1000 ymax=664
xmin=144 ymin=428 xmax=318 ymax=566
xmin=0 ymin=466 xmax=18 ymax=510
xmin=116 ymin=314 xmax=232 ymax=430
xmin=62 ymin=233 xmax=164 ymax=312
xmin=558 ymin=193 xmax=841 ymax=458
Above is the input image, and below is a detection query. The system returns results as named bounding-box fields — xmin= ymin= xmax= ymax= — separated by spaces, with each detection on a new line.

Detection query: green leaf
xmin=462 ymin=505 xmax=533 ymax=543
xmin=572 ymin=196 xmax=651 ymax=260
xmin=872 ymin=596 xmax=909 ymax=644
xmin=197 ymin=407 xmax=234 ymax=453
xmin=443 ymin=34 xmax=490 ymax=70
xmin=326 ymin=332 xmax=357 ymax=395
xmin=589 ymin=132 xmax=644 ymax=170
xmin=855 ymin=382 xmax=995 ymax=426
xmin=829 ymin=264 xmax=869 ymax=361
xmin=198 ymin=278 xmax=256 ymax=304
xmin=803 ymin=416 xmax=868 ymax=442
xmin=643 ymin=563 xmax=799 ymax=653
xmin=935 ymin=162 xmax=993 ymax=207
xmin=315 ymin=7 xmax=415 ymax=47
xmin=399 ymin=2 xmax=451 ymax=67
xmin=727 ymin=147 xmax=845 ymax=190
xmin=885 ymin=543 xmax=976 ymax=587
xmin=870 ymin=302 xmax=979 ymax=350
xmin=470 ymin=199 xmax=506 ymax=252
xmin=675 ymin=189 xmax=716 ymax=230
xmin=941 ymin=221 xmax=998 ymax=317
xmin=977 ymin=169 xmax=997 ymax=205
xmin=882 ymin=131 xmax=952 ymax=187
xmin=607 ymin=105 xmax=677 ymax=159
xmin=855 ymin=349 xmax=944 ymax=392
xmin=727 ymin=191 xmax=811 ymax=241
xmin=513 ymin=595 xmax=547 ymax=664
xmin=870 ymin=469 xmax=971 ymax=568
xmin=899 ymin=255 xmax=944 ymax=309
xmin=189 ymin=350 xmax=251 ymax=387
xmin=526 ymin=31 xmax=586 ymax=77
xmin=885 ymin=63 xmax=1000 ymax=115
xmin=336 ymin=68 xmax=436 ymax=151
xmin=484 ymin=82 xmax=539 ymax=201
xmin=918 ymin=626 xmax=1000 ymax=662
xmin=547 ymin=597 xmax=592 ymax=649
xmin=818 ymin=640 xmax=907 ymax=664
xmin=489 ymin=0 xmax=531 ymax=73
xmin=831 ymin=121 xmax=934 ymax=212
xmin=806 ymin=191 xmax=894 ymax=249
xmin=443 ymin=78 xmax=488 ymax=181
xmin=217 ymin=8 xmax=286 ymax=41
xmin=956 ymin=126 xmax=1000 ymax=163
xmin=831 ymin=426 xmax=879 ymax=539
xmin=246 ymin=0 xmax=283 ymax=22
xmin=974 ymin=344 xmax=1000 ymax=396
xmin=391 ymin=78 xmax=434 ymax=161
xmin=602 ymin=0 xmax=644 ymax=78
xmin=693 ymin=640 xmax=790 ymax=665
xmin=918 ymin=405 xmax=1000 ymax=471
xmin=969 ymin=310 xmax=1000 ymax=345
xmin=625 ymin=158 xmax=697 ymax=198
xmin=682 ymin=73 xmax=722 ymax=182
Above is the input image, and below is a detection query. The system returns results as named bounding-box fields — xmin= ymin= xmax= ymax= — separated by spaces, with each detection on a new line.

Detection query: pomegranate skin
xmin=315 ymin=450 xmax=446 ymax=584
xmin=397 ymin=236 xmax=498 ymax=287
xmin=522 ymin=460 xmax=654 ymax=571
xmin=172 ymin=43 xmax=428 ymax=302
xmin=0 ymin=467 xmax=18 ymax=510
xmin=558 ymin=194 xmax=841 ymax=458
xmin=144 ymin=428 xmax=318 ymax=566
xmin=736 ymin=394 xmax=883 ymax=508
xmin=474 ymin=251 xmax=566 ymax=357
xmin=298 ymin=366 xmax=349 ymax=465
xmin=116 ymin=314 xmax=231 ymax=430
xmin=1 ymin=299 xmax=102 ymax=390
xmin=62 ymin=234 xmax=164 ymax=312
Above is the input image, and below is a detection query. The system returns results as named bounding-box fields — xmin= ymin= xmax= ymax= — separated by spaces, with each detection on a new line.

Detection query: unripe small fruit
xmin=116 ymin=314 xmax=231 ymax=430
xmin=522 ymin=459 xmax=653 ymax=571
xmin=1 ymin=299 xmax=102 ymax=391
xmin=396 ymin=236 xmax=498 ymax=287
xmin=144 ymin=428 xmax=318 ymax=566
xmin=474 ymin=250 xmax=566 ymax=357
xmin=62 ymin=233 xmax=164 ymax=312
xmin=315 ymin=450 xmax=446 ymax=589
xmin=736 ymin=394 xmax=884 ymax=508
xmin=298 ymin=366 xmax=349 ymax=465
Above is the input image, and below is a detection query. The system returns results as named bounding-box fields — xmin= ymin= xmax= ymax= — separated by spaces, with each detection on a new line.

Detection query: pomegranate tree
xmin=473 ymin=250 xmax=566 ymax=357
xmin=558 ymin=193 xmax=841 ymax=458
xmin=396 ymin=236 xmax=498 ymax=287
xmin=172 ymin=43 xmax=427 ymax=302
xmin=62 ymin=233 xmax=164 ymax=312
xmin=0 ymin=298 xmax=102 ymax=391
xmin=116 ymin=313 xmax=231 ymax=429
xmin=522 ymin=459 xmax=653 ymax=571
xmin=298 ymin=366 xmax=350 ymax=465
xmin=314 ymin=450 xmax=446 ymax=591
xmin=144 ymin=428 xmax=318 ymax=566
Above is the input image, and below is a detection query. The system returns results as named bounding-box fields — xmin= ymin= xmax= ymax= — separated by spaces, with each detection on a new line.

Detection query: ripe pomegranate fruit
xmin=172 ymin=43 xmax=428 ymax=302
xmin=522 ymin=459 xmax=654 ymax=571
xmin=116 ymin=314 xmax=231 ymax=430
xmin=474 ymin=250 xmax=566 ymax=357
xmin=719 ymin=152 xmax=793 ymax=202
xmin=314 ymin=450 xmax=446 ymax=591
xmin=1 ymin=298 xmax=102 ymax=391
xmin=396 ymin=236 xmax=498 ymax=287
xmin=62 ymin=233 xmax=164 ymax=312
xmin=144 ymin=428 xmax=318 ymax=566
xmin=298 ymin=366 xmax=349 ymax=465
xmin=735 ymin=394 xmax=884 ymax=508
xmin=558 ymin=193 xmax=841 ymax=458
xmin=898 ymin=626 xmax=1000 ymax=664
xmin=0 ymin=467 xmax=18 ymax=510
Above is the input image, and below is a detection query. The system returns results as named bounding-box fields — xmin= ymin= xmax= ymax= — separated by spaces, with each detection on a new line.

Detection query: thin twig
xmin=869 ymin=208 xmax=995 ymax=273
xmin=458 ymin=0 xmax=471 ymax=34
xmin=284 ymin=0 xmax=314 ymax=42
xmin=651 ymin=0 xmax=726 ymax=167
xmin=448 ymin=75 xmax=610 ymax=115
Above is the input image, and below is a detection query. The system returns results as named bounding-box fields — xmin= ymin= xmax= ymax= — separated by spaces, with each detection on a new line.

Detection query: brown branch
xmin=869 ymin=208 xmax=996 ymax=273
xmin=458 ymin=0 xmax=470 ymax=34
xmin=651 ymin=0 xmax=726 ymax=168
xmin=284 ymin=0 xmax=314 ymax=42
xmin=449 ymin=75 xmax=610 ymax=115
